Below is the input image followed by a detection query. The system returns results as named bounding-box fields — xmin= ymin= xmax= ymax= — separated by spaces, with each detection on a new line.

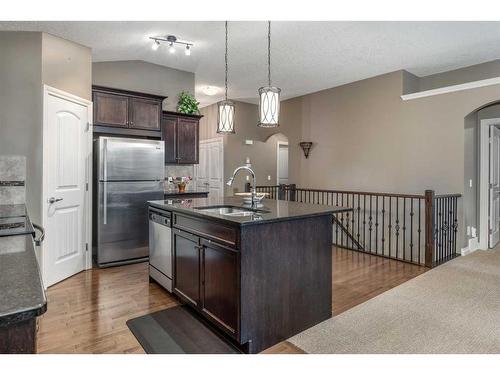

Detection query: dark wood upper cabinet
xmin=162 ymin=116 xmax=177 ymax=164
xmin=162 ymin=111 xmax=202 ymax=165
xmin=177 ymin=118 xmax=199 ymax=164
xmin=94 ymin=91 xmax=129 ymax=128
xmin=201 ymin=239 xmax=239 ymax=337
xmin=128 ymin=97 xmax=161 ymax=130
xmin=92 ymin=86 xmax=165 ymax=135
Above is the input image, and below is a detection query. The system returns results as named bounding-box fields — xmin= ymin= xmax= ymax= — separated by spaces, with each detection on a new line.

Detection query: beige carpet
xmin=289 ymin=248 xmax=500 ymax=353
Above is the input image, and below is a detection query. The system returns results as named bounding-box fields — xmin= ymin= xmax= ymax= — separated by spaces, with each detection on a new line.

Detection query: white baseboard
xmin=461 ymin=237 xmax=480 ymax=256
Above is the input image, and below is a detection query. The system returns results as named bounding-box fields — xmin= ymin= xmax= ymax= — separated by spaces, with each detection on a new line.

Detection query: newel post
xmin=278 ymin=184 xmax=285 ymax=200
xmin=289 ymin=184 xmax=297 ymax=202
xmin=424 ymin=190 xmax=435 ymax=268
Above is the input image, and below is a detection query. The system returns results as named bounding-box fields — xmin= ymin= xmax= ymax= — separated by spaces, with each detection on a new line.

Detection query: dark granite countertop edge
xmin=164 ymin=190 xmax=209 ymax=195
xmin=149 ymin=201 xmax=353 ymax=227
xmin=0 ymin=301 xmax=47 ymax=327
xmin=0 ymin=230 xmax=47 ymax=327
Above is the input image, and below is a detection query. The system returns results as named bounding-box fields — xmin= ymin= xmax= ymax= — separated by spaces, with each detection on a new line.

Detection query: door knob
xmin=48 ymin=197 xmax=63 ymax=204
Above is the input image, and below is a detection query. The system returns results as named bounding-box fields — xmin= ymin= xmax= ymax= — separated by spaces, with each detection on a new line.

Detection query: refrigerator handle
xmin=103 ymin=138 xmax=108 ymax=181
xmin=103 ymin=138 xmax=108 ymax=225
xmin=103 ymin=181 xmax=107 ymax=225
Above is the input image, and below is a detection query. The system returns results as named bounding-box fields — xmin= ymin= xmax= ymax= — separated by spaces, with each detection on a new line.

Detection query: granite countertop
xmin=149 ymin=196 xmax=352 ymax=226
xmin=164 ymin=189 xmax=209 ymax=196
xmin=0 ymin=205 xmax=46 ymax=327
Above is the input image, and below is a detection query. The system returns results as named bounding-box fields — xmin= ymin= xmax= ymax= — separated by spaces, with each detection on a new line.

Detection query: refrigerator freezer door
xmin=97 ymin=180 xmax=164 ymax=266
xmin=98 ymin=137 xmax=164 ymax=181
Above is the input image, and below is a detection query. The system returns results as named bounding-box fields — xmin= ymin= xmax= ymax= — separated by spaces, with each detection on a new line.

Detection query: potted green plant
xmin=177 ymin=92 xmax=200 ymax=115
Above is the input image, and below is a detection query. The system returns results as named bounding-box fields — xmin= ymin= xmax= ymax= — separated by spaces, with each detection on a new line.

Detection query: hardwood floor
xmin=37 ymin=264 xmax=179 ymax=353
xmin=37 ymin=248 xmax=426 ymax=354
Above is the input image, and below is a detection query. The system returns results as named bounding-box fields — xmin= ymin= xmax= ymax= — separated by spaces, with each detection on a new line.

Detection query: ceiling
xmin=1 ymin=21 xmax=500 ymax=107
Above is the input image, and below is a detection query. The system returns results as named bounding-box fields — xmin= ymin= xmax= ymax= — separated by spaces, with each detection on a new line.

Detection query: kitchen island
xmin=148 ymin=197 xmax=351 ymax=353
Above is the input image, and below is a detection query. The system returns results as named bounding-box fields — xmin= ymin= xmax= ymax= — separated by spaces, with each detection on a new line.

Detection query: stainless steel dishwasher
xmin=148 ymin=208 xmax=172 ymax=292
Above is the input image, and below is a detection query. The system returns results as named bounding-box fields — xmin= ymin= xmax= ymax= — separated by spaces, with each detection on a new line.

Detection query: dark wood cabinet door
xmin=129 ymin=97 xmax=161 ymax=130
xmin=162 ymin=116 xmax=177 ymax=164
xmin=201 ymin=240 xmax=238 ymax=336
xmin=173 ymin=230 xmax=201 ymax=307
xmin=176 ymin=118 xmax=199 ymax=164
xmin=93 ymin=91 xmax=129 ymax=128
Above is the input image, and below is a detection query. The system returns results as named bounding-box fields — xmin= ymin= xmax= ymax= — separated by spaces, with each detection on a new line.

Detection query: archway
xmin=463 ymin=101 xmax=500 ymax=253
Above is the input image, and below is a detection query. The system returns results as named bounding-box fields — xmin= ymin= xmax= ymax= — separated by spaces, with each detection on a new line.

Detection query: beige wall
xmin=199 ymin=101 xmax=289 ymax=195
xmin=0 ymin=31 xmax=92 ymax=224
xmin=280 ymin=70 xmax=500 ymax=248
xmin=42 ymin=33 xmax=92 ymax=101
xmin=92 ymin=60 xmax=195 ymax=111
xmin=417 ymin=59 xmax=500 ymax=92
xmin=0 ymin=31 xmax=43 ymax=222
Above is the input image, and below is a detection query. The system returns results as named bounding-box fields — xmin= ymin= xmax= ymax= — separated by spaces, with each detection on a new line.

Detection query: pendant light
xmin=217 ymin=21 xmax=236 ymax=134
xmin=258 ymin=21 xmax=281 ymax=128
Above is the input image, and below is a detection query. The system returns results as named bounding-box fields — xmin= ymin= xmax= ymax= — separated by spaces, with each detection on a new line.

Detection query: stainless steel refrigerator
xmin=94 ymin=136 xmax=164 ymax=267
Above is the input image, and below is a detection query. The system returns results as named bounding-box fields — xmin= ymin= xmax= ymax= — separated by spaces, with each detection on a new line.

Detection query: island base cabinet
xmin=173 ymin=230 xmax=201 ymax=307
xmin=171 ymin=212 xmax=333 ymax=354
xmin=200 ymin=239 xmax=239 ymax=338
xmin=238 ymin=215 xmax=333 ymax=354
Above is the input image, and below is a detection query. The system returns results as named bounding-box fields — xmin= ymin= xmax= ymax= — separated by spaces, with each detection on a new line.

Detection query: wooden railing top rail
xmin=256 ymin=185 xmax=462 ymax=200
xmin=292 ymin=188 xmax=425 ymax=199
xmin=435 ymin=193 xmax=462 ymax=198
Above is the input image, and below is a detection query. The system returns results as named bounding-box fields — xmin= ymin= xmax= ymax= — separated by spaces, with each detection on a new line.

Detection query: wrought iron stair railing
xmin=247 ymin=184 xmax=461 ymax=268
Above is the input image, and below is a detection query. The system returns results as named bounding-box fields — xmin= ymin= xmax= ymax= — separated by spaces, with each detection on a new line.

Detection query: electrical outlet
xmin=471 ymin=227 xmax=477 ymax=238
xmin=246 ymin=175 xmax=250 ymax=181
xmin=267 ymin=175 xmax=271 ymax=181
xmin=467 ymin=226 xmax=471 ymax=236
xmin=469 ymin=179 xmax=473 ymax=188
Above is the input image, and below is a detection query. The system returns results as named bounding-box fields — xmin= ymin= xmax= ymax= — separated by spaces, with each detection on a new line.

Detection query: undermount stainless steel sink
xmin=194 ymin=205 xmax=268 ymax=217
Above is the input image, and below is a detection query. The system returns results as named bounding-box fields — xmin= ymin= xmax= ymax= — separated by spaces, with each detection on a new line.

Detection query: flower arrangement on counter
xmin=172 ymin=176 xmax=192 ymax=193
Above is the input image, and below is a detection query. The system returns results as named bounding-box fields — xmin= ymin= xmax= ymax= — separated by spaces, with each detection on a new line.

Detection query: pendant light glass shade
xmin=217 ymin=99 xmax=235 ymax=134
xmin=258 ymin=86 xmax=280 ymax=127
xmin=217 ymin=21 xmax=236 ymax=134
xmin=258 ymin=21 xmax=281 ymax=128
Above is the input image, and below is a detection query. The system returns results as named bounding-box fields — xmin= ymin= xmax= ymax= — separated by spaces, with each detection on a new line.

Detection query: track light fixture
xmin=149 ymin=35 xmax=193 ymax=55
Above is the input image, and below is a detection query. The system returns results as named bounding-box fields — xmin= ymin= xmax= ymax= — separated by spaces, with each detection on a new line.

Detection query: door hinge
xmin=86 ymin=122 xmax=91 ymax=132
xmin=85 ymin=182 xmax=89 ymax=191
xmin=85 ymin=243 xmax=89 ymax=252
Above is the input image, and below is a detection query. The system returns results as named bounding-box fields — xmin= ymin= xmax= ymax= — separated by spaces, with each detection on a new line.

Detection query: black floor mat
xmin=126 ymin=306 xmax=241 ymax=354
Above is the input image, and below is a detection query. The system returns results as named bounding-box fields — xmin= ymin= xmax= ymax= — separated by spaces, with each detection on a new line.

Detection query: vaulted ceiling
xmin=1 ymin=21 xmax=500 ymax=106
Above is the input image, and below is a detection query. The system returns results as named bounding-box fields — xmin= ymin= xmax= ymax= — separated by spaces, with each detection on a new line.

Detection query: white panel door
xmin=208 ymin=141 xmax=223 ymax=199
xmin=489 ymin=126 xmax=500 ymax=248
xmin=277 ymin=143 xmax=289 ymax=185
xmin=45 ymin=92 xmax=89 ymax=286
xmin=195 ymin=139 xmax=224 ymax=199
xmin=196 ymin=144 xmax=210 ymax=191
